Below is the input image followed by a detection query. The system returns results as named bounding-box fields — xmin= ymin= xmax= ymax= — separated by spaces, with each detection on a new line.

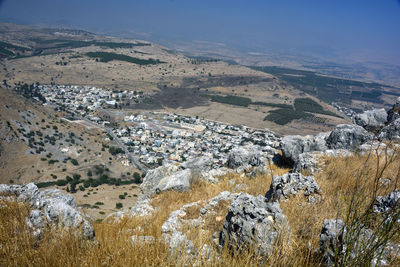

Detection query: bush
xmin=109 ymin=146 xmax=125 ymax=155
xmin=118 ymin=194 xmax=125 ymax=200
xmin=115 ymin=202 xmax=123 ymax=209
xmin=55 ymin=180 xmax=68 ymax=186
xmin=70 ymin=158 xmax=79 ymax=166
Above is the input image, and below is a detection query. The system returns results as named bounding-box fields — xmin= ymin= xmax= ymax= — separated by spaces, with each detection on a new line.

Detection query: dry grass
xmin=1 ymin=149 xmax=400 ymax=266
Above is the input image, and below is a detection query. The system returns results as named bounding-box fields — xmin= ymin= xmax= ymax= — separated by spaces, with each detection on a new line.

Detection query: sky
xmin=0 ymin=0 xmax=400 ymax=64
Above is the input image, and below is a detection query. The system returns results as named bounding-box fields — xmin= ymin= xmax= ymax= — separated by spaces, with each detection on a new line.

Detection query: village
xmin=37 ymin=84 xmax=280 ymax=169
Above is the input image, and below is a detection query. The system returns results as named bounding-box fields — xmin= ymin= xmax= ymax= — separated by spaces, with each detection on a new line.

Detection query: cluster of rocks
xmin=219 ymin=193 xmax=289 ymax=257
xmin=111 ymin=145 xmax=273 ymax=220
xmin=354 ymin=97 xmax=400 ymax=140
xmin=265 ymin=172 xmax=321 ymax=202
xmin=279 ymin=97 xmax=400 ymax=174
xmin=320 ymin=219 xmax=400 ymax=266
xmin=118 ymin=98 xmax=400 ymax=264
xmin=0 ymin=183 xmax=95 ymax=239
xmin=154 ymin=170 xmax=324 ymax=260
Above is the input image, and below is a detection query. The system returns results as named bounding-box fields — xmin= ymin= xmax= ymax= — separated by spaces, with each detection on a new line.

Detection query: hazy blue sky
xmin=0 ymin=0 xmax=399 ymax=64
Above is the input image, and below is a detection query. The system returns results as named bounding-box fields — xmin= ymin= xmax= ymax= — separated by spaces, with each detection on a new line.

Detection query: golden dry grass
xmin=1 ymin=149 xmax=400 ymax=266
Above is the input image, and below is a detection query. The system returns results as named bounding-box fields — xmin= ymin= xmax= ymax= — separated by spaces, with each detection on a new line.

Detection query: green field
xmin=0 ymin=41 xmax=28 ymax=57
xmin=86 ymin=52 xmax=164 ymax=65
xmin=251 ymin=66 xmax=393 ymax=105
xmin=263 ymin=97 xmax=341 ymax=125
xmin=31 ymin=38 xmax=151 ymax=50
xmin=209 ymin=94 xmax=338 ymax=125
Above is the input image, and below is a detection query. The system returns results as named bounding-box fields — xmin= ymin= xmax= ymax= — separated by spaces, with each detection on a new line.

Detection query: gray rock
xmin=156 ymin=169 xmax=192 ymax=193
xmin=353 ymin=108 xmax=387 ymax=132
xmin=227 ymin=146 xmax=264 ymax=169
xmin=265 ymin=173 xmax=321 ymax=202
xmin=280 ymin=133 xmax=328 ymax=165
xmin=387 ymin=97 xmax=400 ymax=123
xmin=320 ymin=219 xmax=346 ymax=266
xmin=294 ymin=152 xmax=323 ymax=173
xmin=182 ymin=156 xmax=213 ymax=175
xmin=326 ymin=124 xmax=373 ymax=150
xmin=26 ymin=209 xmax=44 ymax=229
xmin=378 ymin=118 xmax=400 ymax=141
xmin=140 ymin=164 xmax=181 ymax=196
xmin=130 ymin=196 xmax=154 ymax=217
xmin=320 ymin=219 xmax=398 ymax=266
xmin=163 ymin=231 xmax=196 ymax=255
xmin=199 ymin=191 xmax=234 ymax=216
xmin=0 ymin=183 xmax=95 ymax=239
xmin=200 ymin=168 xmax=228 ymax=184
xmin=373 ymin=190 xmax=400 ymax=213
xmin=219 ymin=193 xmax=289 ymax=257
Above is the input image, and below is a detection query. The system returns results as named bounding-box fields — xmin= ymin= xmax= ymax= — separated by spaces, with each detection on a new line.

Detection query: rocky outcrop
xmin=161 ymin=191 xmax=236 ymax=257
xmin=219 ymin=193 xmax=288 ymax=257
xmin=378 ymin=118 xmax=400 ymax=141
xmin=182 ymin=156 xmax=213 ymax=176
xmin=130 ymin=196 xmax=155 ymax=217
xmin=320 ymin=219 xmax=400 ymax=266
xmin=140 ymin=164 xmax=181 ymax=196
xmin=156 ymin=169 xmax=192 ymax=193
xmin=265 ymin=173 xmax=321 ymax=202
xmin=0 ymin=183 xmax=95 ymax=239
xmin=280 ymin=133 xmax=328 ymax=166
xmin=326 ymin=124 xmax=373 ymax=150
xmin=226 ymin=146 xmax=265 ymax=170
xmin=353 ymin=108 xmax=387 ymax=132
xmin=387 ymin=97 xmax=400 ymax=124
xmin=373 ymin=190 xmax=400 ymax=213
xmin=294 ymin=151 xmax=324 ymax=173
xmin=320 ymin=219 xmax=346 ymax=266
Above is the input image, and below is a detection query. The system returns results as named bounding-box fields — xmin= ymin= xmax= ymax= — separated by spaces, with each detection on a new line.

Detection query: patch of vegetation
xmin=264 ymin=107 xmax=313 ymax=125
xmin=0 ymin=41 xmax=28 ymax=57
xmin=109 ymin=146 xmax=125 ymax=155
xmin=86 ymin=52 xmax=164 ymax=65
xmin=252 ymin=66 xmax=391 ymax=105
xmin=31 ymin=38 xmax=150 ymax=50
xmin=14 ymin=83 xmax=46 ymax=103
xmin=294 ymin=98 xmax=342 ymax=118
xmin=263 ymin=97 xmax=339 ymax=125
xmin=210 ymin=95 xmax=252 ymax=107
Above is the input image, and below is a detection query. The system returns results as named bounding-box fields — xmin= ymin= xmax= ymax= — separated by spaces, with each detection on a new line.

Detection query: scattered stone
xmin=0 ymin=183 xmax=95 ymax=239
xmin=130 ymin=196 xmax=154 ymax=217
xmin=378 ymin=118 xmax=400 ymax=141
xmin=353 ymin=108 xmax=387 ymax=132
xmin=326 ymin=124 xmax=373 ymax=150
xmin=320 ymin=219 xmax=346 ymax=266
xmin=163 ymin=231 xmax=196 ymax=256
xmin=373 ymin=190 xmax=400 ymax=213
xmin=320 ymin=219 xmax=399 ymax=266
xmin=294 ymin=151 xmax=324 ymax=173
xmin=226 ymin=146 xmax=265 ymax=170
xmin=219 ymin=193 xmax=289 ymax=257
xmin=387 ymin=97 xmax=400 ymax=123
xmin=280 ymin=133 xmax=328 ymax=166
xmin=265 ymin=173 xmax=321 ymax=202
